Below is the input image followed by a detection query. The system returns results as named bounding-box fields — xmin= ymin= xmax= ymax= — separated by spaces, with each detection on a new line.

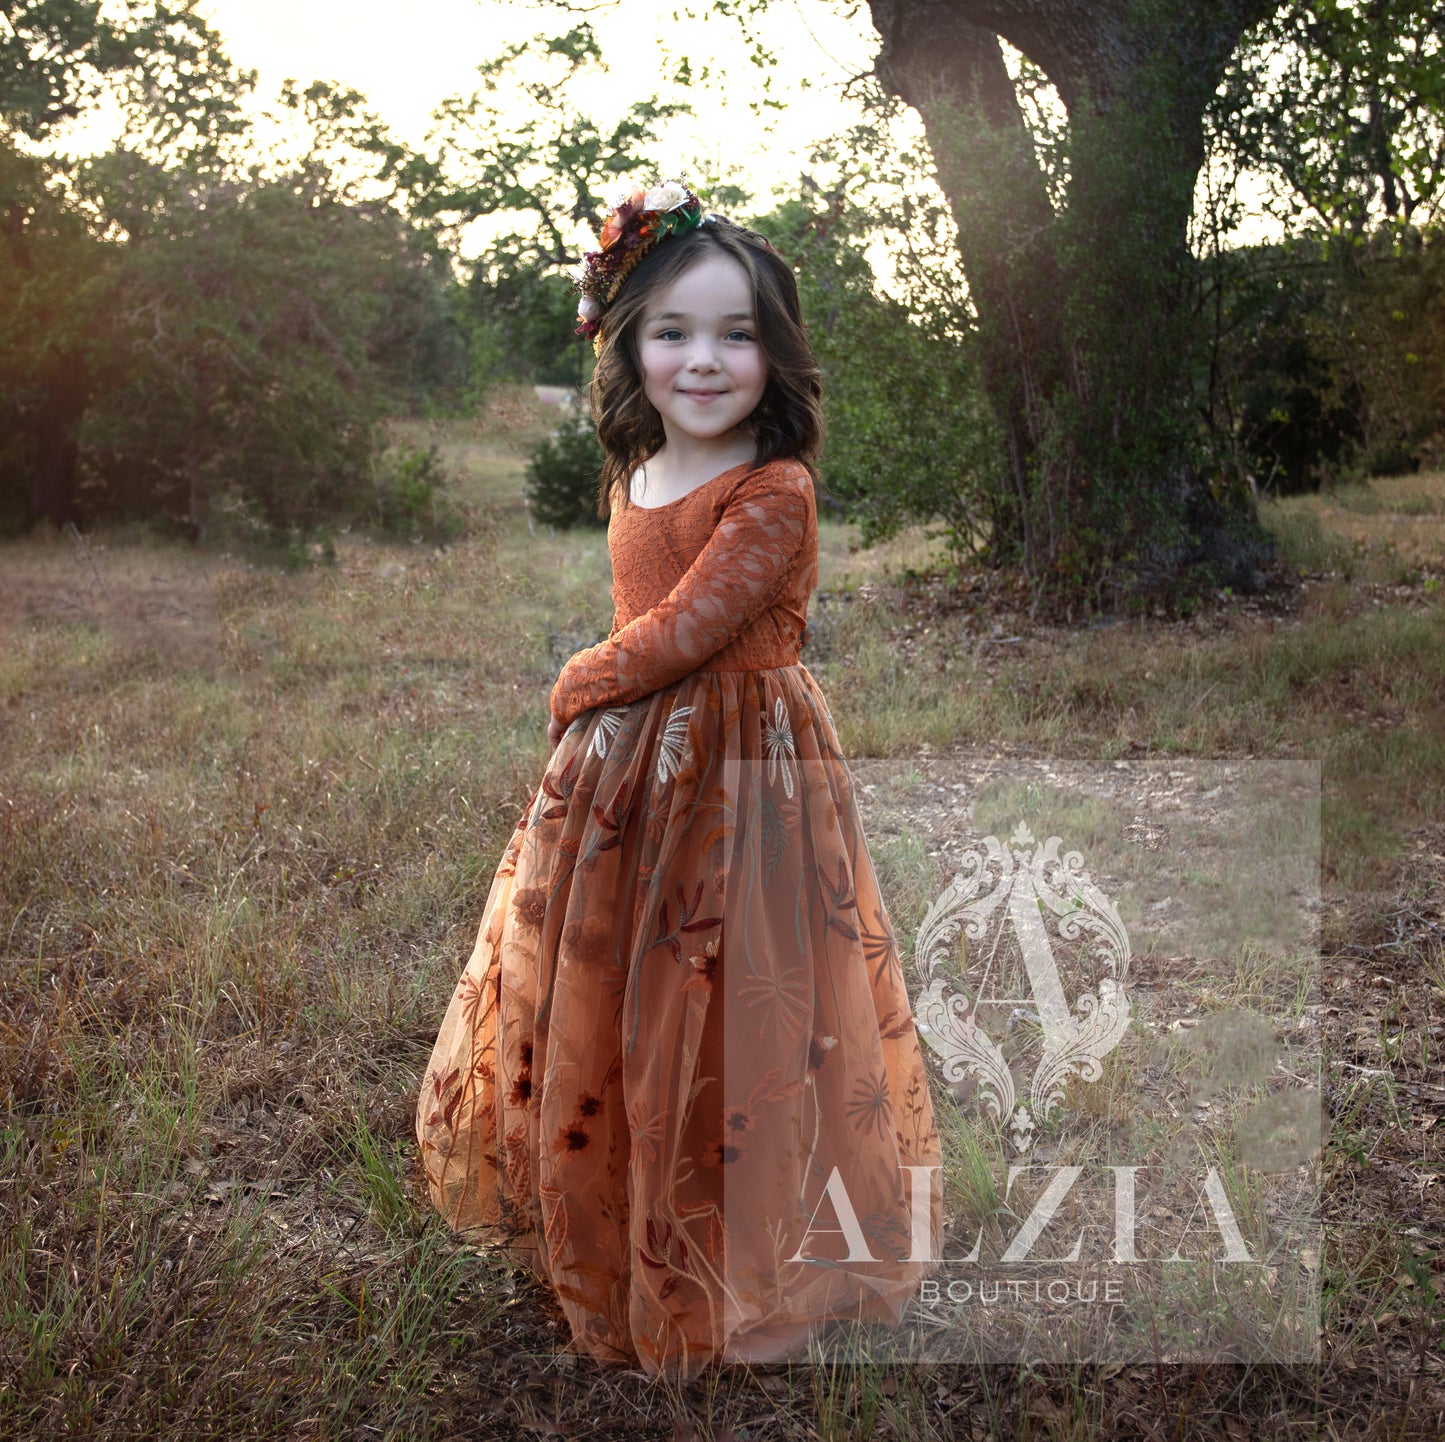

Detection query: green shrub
xmin=371 ymin=444 xmax=465 ymax=542
xmin=1216 ymin=226 xmax=1445 ymax=494
xmin=524 ymin=411 xmax=606 ymax=530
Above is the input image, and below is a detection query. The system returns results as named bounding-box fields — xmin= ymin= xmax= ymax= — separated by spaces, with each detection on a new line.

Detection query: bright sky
xmin=189 ymin=0 xmax=883 ymax=200
xmin=57 ymin=0 xmax=1281 ymax=264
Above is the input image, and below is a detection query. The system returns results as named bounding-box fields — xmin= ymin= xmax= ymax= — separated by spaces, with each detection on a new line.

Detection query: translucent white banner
xmin=710 ymin=757 xmax=1323 ymax=1368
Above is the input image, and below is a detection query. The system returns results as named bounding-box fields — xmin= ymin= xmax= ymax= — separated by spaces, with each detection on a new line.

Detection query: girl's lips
xmin=680 ymin=389 xmax=727 ymax=401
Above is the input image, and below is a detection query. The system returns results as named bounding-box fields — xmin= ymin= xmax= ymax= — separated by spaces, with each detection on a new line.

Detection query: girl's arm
xmin=550 ymin=462 xmax=812 ymax=730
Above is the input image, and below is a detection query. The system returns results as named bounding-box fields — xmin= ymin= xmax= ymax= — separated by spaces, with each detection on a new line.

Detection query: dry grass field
xmin=2 ymin=393 xmax=1441 ymax=1439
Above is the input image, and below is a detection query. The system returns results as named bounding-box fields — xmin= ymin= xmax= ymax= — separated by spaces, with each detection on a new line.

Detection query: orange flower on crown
xmin=598 ymin=182 xmax=648 ymax=249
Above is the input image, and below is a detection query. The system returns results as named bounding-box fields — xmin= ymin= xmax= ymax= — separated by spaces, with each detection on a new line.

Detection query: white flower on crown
xmin=577 ymin=295 xmax=602 ymax=321
xmin=644 ymin=179 xmax=690 ymax=212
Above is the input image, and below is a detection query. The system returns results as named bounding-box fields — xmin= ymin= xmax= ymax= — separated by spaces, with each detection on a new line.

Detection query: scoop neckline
xmin=627 ymin=460 xmax=754 ymax=512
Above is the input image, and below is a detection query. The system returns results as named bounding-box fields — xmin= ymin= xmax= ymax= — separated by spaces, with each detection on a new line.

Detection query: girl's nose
xmin=685 ymin=339 xmax=721 ymax=370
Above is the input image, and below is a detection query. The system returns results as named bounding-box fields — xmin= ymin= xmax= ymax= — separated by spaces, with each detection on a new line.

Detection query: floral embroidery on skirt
xmin=416 ymin=663 xmax=942 ymax=1376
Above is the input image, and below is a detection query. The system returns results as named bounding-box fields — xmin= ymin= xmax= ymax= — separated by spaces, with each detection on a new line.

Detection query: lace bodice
xmin=549 ymin=459 xmax=819 ymax=729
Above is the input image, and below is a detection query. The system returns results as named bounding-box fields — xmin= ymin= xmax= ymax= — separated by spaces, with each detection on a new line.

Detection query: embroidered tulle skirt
xmin=415 ymin=662 xmax=942 ymax=1376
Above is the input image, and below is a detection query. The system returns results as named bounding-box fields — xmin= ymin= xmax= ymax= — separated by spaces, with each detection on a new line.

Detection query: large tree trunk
xmin=869 ymin=2 xmax=1062 ymax=570
xmin=870 ymin=0 xmax=1279 ymax=603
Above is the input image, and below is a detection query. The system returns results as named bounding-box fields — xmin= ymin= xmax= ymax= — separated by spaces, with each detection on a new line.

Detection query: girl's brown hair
xmin=588 ymin=216 xmax=824 ymax=518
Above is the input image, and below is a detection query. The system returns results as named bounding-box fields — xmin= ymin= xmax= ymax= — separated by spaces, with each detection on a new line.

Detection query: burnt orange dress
xmin=415 ymin=458 xmax=942 ymax=1376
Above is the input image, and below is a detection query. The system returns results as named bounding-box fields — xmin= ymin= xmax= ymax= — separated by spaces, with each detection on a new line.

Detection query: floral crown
xmin=573 ymin=178 xmax=710 ymax=352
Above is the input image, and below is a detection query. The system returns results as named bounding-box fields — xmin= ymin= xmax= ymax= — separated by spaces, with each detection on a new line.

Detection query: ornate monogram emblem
xmin=913 ymin=823 xmax=1132 ymax=1153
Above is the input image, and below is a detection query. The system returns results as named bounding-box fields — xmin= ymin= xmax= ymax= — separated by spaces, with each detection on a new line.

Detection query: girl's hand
xmin=547 ymin=715 xmax=565 ymax=751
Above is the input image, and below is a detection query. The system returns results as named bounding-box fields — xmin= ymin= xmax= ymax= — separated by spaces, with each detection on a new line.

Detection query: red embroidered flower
xmin=555 ymin=1123 xmax=592 ymax=1153
xmin=699 ymin=1133 xmax=746 ymax=1167
xmin=723 ymin=1105 xmax=754 ymax=1135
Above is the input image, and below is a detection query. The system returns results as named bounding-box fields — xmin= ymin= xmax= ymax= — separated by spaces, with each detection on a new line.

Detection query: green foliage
xmin=396 ymin=25 xmax=690 ymax=260
xmin=829 ymin=0 xmax=1442 ymax=604
xmin=73 ymin=161 xmax=451 ymax=537
xmin=1 ymin=0 xmax=141 ymax=140
xmin=0 ymin=141 xmax=115 ymax=529
xmin=751 ymin=192 xmax=1000 ymax=556
xmin=1214 ymin=0 xmax=1445 ymax=239
xmin=389 ymin=26 xmax=706 ymax=389
xmin=789 ymin=40 xmax=1276 ymax=609
xmin=1199 ymin=1 xmax=1444 ymax=495
xmin=0 ymin=18 xmax=472 ymax=539
xmin=464 ymin=253 xmax=586 ymax=392
xmin=0 ymin=0 xmax=103 ymax=137
xmin=1 ymin=0 xmax=253 ymax=156
xmin=5 ymin=0 xmax=1439 ymax=600
xmin=524 ymin=410 xmax=605 ymax=531
xmin=370 ymin=444 xmax=465 ymax=542
xmin=1209 ymin=226 xmax=1445 ymax=492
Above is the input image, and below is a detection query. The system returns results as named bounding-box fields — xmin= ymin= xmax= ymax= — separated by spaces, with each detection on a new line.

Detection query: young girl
xmin=416 ymin=180 xmax=942 ymax=1376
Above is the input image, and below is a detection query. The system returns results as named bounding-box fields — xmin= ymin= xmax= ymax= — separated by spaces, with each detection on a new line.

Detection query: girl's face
xmin=636 ymin=251 xmax=767 ymax=451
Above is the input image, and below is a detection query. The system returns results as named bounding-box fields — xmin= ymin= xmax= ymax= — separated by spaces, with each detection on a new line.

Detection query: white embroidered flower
xmin=656 ymin=704 xmax=694 ymax=784
xmin=589 ymin=707 xmax=626 ymax=760
xmin=763 ymin=696 xmax=796 ymax=800
xmin=644 ymin=179 xmax=690 ymax=212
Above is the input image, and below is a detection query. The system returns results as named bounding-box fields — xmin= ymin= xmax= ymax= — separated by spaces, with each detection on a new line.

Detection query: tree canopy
xmin=0 ymin=2 xmax=468 ymax=537
xmin=3 ymin=0 xmax=1441 ymax=593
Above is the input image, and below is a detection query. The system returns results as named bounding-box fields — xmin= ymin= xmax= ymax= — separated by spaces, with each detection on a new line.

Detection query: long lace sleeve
xmin=550 ymin=464 xmax=811 ymax=729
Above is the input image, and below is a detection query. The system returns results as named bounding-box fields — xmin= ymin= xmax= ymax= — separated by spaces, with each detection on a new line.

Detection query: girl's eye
xmin=657 ymin=328 xmax=684 ymax=341
xmin=726 ymin=330 xmax=755 ymax=342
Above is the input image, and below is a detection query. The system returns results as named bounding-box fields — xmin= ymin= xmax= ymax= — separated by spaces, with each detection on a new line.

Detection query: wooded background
xmin=2 ymin=0 xmax=1441 ymax=610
